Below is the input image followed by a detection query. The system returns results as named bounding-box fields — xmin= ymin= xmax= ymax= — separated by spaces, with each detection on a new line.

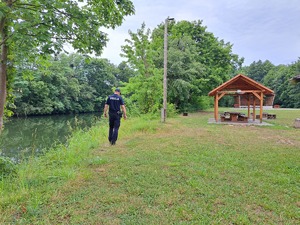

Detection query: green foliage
xmin=0 ymin=156 xmax=16 ymax=178
xmin=121 ymin=23 xmax=163 ymax=114
xmin=123 ymin=70 xmax=163 ymax=114
xmin=236 ymin=59 xmax=300 ymax=108
xmin=166 ymin=20 xmax=242 ymax=85
xmin=197 ymin=96 xmax=213 ymax=110
xmin=0 ymin=0 xmax=135 ymax=127
xmin=167 ymin=36 xmax=207 ymax=111
xmin=121 ymin=20 xmax=243 ymax=114
xmin=116 ymin=61 xmax=137 ymax=84
xmin=3 ymin=0 xmax=134 ymax=57
xmin=151 ymin=20 xmax=242 ymax=112
xmin=261 ymin=59 xmax=300 ymax=108
xmin=166 ymin=102 xmax=178 ymax=118
xmin=244 ymin=60 xmax=275 ymax=83
xmin=121 ymin=97 xmax=142 ymax=117
xmin=10 ymin=53 xmax=134 ymax=116
xmin=218 ymin=95 xmax=234 ymax=108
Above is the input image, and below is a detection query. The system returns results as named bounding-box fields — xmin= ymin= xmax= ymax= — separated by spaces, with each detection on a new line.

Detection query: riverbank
xmin=1 ymin=110 xmax=299 ymax=224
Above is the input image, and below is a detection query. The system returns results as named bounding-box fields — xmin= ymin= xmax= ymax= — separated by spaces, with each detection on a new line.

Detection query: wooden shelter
xmin=208 ymin=74 xmax=275 ymax=123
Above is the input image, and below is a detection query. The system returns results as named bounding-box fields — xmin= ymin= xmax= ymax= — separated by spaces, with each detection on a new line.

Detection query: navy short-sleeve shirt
xmin=105 ymin=94 xmax=124 ymax=113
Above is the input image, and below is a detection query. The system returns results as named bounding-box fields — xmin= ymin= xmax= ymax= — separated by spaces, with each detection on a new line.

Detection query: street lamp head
xmin=168 ymin=17 xmax=174 ymax=21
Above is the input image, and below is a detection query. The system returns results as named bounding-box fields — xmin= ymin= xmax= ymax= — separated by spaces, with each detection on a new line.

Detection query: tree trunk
xmin=0 ymin=17 xmax=8 ymax=130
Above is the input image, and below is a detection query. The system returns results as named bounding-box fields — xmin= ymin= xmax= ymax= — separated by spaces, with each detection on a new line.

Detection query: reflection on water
xmin=0 ymin=113 xmax=101 ymax=161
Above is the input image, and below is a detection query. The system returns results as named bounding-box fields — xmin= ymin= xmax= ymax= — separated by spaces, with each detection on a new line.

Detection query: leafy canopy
xmin=1 ymin=0 xmax=134 ymax=56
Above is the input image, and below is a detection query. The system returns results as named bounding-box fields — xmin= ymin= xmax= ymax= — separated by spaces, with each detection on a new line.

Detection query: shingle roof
xmin=208 ymin=74 xmax=274 ymax=96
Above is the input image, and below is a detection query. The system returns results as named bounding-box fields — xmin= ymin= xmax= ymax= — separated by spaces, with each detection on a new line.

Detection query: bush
xmin=197 ymin=96 xmax=213 ymax=110
xmin=166 ymin=103 xmax=178 ymax=118
xmin=0 ymin=156 xmax=17 ymax=179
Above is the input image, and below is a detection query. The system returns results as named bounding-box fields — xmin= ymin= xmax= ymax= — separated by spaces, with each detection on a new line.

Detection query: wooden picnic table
xmin=221 ymin=112 xmax=248 ymax=123
xmin=227 ymin=112 xmax=240 ymax=122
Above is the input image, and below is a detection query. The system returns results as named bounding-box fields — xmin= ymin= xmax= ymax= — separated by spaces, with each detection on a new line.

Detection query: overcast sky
xmin=101 ymin=0 xmax=300 ymax=66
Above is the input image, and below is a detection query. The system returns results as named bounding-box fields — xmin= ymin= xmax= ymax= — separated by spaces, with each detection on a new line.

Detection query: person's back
xmin=107 ymin=93 xmax=123 ymax=114
xmin=103 ymin=88 xmax=127 ymax=145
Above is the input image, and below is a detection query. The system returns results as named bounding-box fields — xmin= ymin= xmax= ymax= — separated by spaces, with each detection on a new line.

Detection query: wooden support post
xmin=214 ymin=92 xmax=225 ymax=122
xmin=252 ymin=91 xmax=264 ymax=123
xmin=260 ymin=92 xmax=263 ymax=123
xmin=214 ymin=95 xmax=218 ymax=122
xmin=247 ymin=95 xmax=250 ymax=117
xmin=253 ymin=97 xmax=256 ymax=121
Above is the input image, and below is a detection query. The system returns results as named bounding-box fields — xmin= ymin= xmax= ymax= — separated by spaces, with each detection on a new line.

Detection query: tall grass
xmin=0 ymin=116 xmax=160 ymax=221
xmin=0 ymin=109 xmax=299 ymax=224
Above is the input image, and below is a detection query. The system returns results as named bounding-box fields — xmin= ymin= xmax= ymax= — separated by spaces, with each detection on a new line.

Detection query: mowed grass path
xmin=1 ymin=109 xmax=300 ymax=224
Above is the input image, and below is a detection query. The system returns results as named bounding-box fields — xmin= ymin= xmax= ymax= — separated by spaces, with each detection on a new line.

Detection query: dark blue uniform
xmin=105 ymin=94 xmax=124 ymax=145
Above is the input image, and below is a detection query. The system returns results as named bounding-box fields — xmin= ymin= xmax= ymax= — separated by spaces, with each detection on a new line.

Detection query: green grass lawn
xmin=1 ymin=109 xmax=299 ymax=224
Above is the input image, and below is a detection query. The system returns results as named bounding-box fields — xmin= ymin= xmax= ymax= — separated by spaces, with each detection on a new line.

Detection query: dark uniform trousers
xmin=108 ymin=112 xmax=121 ymax=144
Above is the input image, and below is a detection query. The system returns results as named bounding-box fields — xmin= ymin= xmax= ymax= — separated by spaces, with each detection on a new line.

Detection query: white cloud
xmin=101 ymin=0 xmax=300 ymax=66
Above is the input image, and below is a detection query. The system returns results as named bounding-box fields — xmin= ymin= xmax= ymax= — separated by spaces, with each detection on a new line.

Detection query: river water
xmin=0 ymin=113 xmax=101 ymax=161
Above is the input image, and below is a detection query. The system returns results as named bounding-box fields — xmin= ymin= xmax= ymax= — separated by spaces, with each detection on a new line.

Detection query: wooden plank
xmin=218 ymin=92 xmax=226 ymax=99
xmin=252 ymin=92 xmax=262 ymax=100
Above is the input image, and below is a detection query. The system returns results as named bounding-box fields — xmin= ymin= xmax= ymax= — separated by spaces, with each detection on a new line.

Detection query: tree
xmin=12 ymin=53 xmax=120 ymax=116
xmin=151 ymin=20 xmax=243 ymax=111
xmin=121 ymin=23 xmax=163 ymax=114
xmin=167 ymin=36 xmax=206 ymax=111
xmin=166 ymin=20 xmax=243 ymax=89
xmin=262 ymin=59 xmax=300 ymax=108
xmin=116 ymin=61 xmax=136 ymax=84
xmin=244 ymin=60 xmax=274 ymax=83
xmin=0 ymin=0 xmax=134 ymax=129
xmin=121 ymin=20 xmax=243 ymax=113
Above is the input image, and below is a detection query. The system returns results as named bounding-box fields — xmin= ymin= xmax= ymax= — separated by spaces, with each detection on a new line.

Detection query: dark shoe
xmin=110 ymin=141 xmax=116 ymax=145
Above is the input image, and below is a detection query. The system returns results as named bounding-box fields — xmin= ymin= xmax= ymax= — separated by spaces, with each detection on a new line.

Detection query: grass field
xmin=1 ymin=108 xmax=299 ymax=224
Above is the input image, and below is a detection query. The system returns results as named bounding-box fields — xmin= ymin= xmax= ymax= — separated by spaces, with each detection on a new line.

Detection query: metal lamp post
xmin=162 ymin=16 xmax=174 ymax=123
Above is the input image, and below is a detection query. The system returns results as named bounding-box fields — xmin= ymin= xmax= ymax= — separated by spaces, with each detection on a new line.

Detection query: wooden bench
xmin=252 ymin=113 xmax=276 ymax=119
xmin=267 ymin=114 xmax=276 ymax=119
xmin=238 ymin=114 xmax=248 ymax=122
xmin=252 ymin=113 xmax=268 ymax=119
xmin=220 ymin=112 xmax=231 ymax=122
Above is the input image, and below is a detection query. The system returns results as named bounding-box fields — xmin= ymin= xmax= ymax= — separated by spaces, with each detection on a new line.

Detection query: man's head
xmin=115 ymin=88 xmax=121 ymax=95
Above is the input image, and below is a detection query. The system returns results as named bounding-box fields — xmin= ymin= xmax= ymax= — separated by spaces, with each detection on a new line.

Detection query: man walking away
xmin=103 ymin=88 xmax=127 ymax=145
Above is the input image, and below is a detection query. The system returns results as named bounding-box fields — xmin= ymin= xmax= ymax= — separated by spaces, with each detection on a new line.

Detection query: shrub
xmin=198 ymin=96 xmax=213 ymax=110
xmin=0 ymin=156 xmax=17 ymax=179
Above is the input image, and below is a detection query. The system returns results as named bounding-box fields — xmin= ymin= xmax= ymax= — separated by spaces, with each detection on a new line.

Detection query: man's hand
xmin=104 ymin=112 xmax=108 ymax=118
xmin=123 ymin=114 xmax=127 ymax=120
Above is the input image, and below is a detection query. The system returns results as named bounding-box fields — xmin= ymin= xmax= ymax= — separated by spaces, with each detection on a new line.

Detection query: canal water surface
xmin=0 ymin=113 xmax=101 ymax=161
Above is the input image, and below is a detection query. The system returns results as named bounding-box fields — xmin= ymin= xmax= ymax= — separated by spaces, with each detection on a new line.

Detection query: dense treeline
xmin=6 ymin=20 xmax=300 ymax=117
xmin=121 ymin=21 xmax=243 ymax=113
xmin=241 ymin=59 xmax=300 ymax=108
xmin=0 ymin=0 xmax=135 ymax=129
xmin=10 ymin=54 xmax=135 ymax=116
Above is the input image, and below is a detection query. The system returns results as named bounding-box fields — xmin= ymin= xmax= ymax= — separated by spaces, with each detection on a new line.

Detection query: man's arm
xmin=103 ymin=104 xmax=109 ymax=118
xmin=121 ymin=105 xmax=127 ymax=119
